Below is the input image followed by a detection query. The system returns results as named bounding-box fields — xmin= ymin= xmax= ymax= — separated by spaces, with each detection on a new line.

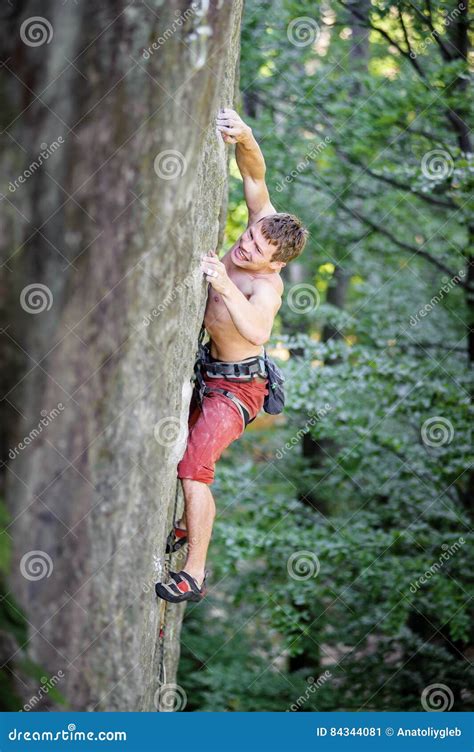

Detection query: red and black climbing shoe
xmin=165 ymin=524 xmax=188 ymax=555
xmin=155 ymin=569 xmax=208 ymax=603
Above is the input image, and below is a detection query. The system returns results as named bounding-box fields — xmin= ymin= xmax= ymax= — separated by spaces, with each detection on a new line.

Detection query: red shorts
xmin=177 ymin=376 xmax=268 ymax=485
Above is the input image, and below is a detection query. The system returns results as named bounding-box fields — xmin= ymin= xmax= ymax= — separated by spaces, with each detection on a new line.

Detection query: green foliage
xmin=181 ymin=0 xmax=473 ymax=712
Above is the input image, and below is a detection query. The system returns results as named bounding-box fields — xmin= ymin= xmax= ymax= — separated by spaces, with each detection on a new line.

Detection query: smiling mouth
xmin=237 ymin=245 xmax=249 ymax=261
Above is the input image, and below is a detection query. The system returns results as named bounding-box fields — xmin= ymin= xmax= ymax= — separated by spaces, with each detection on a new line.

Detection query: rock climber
xmin=155 ymin=108 xmax=308 ymax=603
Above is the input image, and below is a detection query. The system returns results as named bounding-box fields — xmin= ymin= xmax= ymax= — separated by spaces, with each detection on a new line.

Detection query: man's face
xmin=231 ymin=219 xmax=285 ymax=273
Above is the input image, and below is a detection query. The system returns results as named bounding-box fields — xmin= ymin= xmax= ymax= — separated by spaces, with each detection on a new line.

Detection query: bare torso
xmin=204 ymin=246 xmax=283 ymax=361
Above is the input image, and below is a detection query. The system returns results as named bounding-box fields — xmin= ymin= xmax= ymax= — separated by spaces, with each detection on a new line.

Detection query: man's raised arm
xmin=216 ymin=108 xmax=276 ymax=223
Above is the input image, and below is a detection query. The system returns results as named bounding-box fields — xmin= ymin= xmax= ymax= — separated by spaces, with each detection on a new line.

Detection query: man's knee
xmin=181 ymin=477 xmax=204 ymax=493
xmin=182 ymin=477 xmax=214 ymax=501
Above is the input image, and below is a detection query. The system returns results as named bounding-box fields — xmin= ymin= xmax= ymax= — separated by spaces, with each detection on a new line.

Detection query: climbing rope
xmin=156 ymin=326 xmax=204 ymax=710
xmin=156 ymin=480 xmax=180 ymax=710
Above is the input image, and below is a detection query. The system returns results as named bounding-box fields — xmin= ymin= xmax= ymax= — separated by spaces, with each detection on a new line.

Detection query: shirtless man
xmin=155 ymin=109 xmax=308 ymax=603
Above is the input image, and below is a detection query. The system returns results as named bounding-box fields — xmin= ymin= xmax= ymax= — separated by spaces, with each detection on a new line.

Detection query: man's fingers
xmin=217 ymin=126 xmax=238 ymax=135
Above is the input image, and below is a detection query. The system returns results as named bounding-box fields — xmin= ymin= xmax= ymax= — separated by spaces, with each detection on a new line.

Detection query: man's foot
xmin=155 ymin=569 xmax=208 ymax=603
xmin=165 ymin=522 xmax=188 ymax=554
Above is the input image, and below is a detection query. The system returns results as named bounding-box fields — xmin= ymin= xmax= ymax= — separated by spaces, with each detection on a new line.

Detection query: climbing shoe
xmin=155 ymin=569 xmax=208 ymax=603
xmin=165 ymin=524 xmax=188 ymax=555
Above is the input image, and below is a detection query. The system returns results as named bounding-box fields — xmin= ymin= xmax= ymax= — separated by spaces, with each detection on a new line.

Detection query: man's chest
xmin=207 ymin=271 xmax=253 ymax=312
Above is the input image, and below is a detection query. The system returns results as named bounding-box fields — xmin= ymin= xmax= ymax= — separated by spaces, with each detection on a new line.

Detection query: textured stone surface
xmin=0 ymin=0 xmax=243 ymax=711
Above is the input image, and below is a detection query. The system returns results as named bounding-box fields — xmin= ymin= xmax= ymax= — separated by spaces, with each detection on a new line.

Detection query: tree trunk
xmin=0 ymin=0 xmax=243 ymax=711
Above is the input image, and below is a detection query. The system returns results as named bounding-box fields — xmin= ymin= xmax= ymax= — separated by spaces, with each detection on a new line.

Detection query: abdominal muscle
xmin=203 ymin=279 xmax=266 ymax=362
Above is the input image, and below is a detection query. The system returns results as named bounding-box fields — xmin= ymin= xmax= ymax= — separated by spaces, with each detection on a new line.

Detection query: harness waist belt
xmin=201 ymin=349 xmax=267 ymax=382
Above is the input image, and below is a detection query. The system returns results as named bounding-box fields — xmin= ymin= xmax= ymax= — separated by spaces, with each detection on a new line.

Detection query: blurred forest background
xmin=179 ymin=0 xmax=473 ymax=711
xmin=0 ymin=0 xmax=472 ymax=713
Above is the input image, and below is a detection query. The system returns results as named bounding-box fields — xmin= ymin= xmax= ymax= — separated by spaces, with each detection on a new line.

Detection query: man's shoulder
xmin=251 ymin=274 xmax=283 ymax=311
xmin=253 ymin=272 xmax=284 ymax=296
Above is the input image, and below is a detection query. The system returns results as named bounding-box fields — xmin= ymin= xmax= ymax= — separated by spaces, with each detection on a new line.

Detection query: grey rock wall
xmin=0 ymin=0 xmax=243 ymax=711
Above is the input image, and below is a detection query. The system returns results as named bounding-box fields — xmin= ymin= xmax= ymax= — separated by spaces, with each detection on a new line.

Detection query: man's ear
xmin=270 ymin=260 xmax=286 ymax=271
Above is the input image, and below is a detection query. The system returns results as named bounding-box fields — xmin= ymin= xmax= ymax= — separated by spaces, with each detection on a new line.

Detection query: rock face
xmin=0 ymin=0 xmax=243 ymax=711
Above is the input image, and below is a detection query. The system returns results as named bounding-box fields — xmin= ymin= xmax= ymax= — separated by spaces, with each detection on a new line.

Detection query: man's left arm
xmin=201 ymin=254 xmax=281 ymax=346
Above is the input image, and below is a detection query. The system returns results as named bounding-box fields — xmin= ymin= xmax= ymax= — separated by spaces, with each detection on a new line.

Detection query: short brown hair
xmin=258 ymin=213 xmax=309 ymax=264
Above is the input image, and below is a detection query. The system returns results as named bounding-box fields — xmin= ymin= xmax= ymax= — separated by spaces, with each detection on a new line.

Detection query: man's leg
xmin=178 ymin=478 xmax=215 ymax=587
xmin=173 ymin=391 xmax=247 ymax=590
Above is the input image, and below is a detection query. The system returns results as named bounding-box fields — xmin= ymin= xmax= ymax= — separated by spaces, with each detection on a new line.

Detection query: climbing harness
xmin=193 ymin=325 xmax=286 ymax=425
